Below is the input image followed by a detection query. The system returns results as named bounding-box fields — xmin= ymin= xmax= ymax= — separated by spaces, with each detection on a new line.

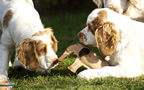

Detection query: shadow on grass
xmin=8 ymin=66 xmax=86 ymax=79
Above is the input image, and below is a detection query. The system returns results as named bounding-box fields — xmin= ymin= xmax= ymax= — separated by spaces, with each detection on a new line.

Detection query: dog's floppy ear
xmin=16 ymin=38 xmax=40 ymax=70
xmin=51 ymin=33 xmax=58 ymax=53
xmin=44 ymin=28 xmax=58 ymax=53
xmin=95 ymin=22 xmax=119 ymax=56
xmin=93 ymin=0 xmax=103 ymax=8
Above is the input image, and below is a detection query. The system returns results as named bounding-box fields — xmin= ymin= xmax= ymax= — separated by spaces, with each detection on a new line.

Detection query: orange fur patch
xmin=51 ymin=34 xmax=58 ymax=53
xmin=32 ymin=28 xmax=53 ymax=37
xmin=3 ymin=10 xmax=13 ymax=28
xmin=16 ymin=38 xmax=50 ymax=70
xmin=36 ymin=40 xmax=47 ymax=56
xmin=108 ymin=5 xmax=120 ymax=13
xmin=16 ymin=38 xmax=39 ymax=70
xmin=88 ymin=10 xmax=107 ymax=35
xmin=32 ymin=28 xmax=58 ymax=53
xmin=95 ymin=22 xmax=119 ymax=56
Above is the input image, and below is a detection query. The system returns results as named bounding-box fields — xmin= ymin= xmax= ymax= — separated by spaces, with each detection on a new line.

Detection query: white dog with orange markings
xmin=0 ymin=0 xmax=58 ymax=81
xmin=78 ymin=8 xmax=144 ymax=79
xmin=93 ymin=0 xmax=144 ymax=22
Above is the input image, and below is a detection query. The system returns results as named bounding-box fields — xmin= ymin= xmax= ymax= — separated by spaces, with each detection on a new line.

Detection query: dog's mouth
xmin=45 ymin=59 xmax=59 ymax=70
xmin=77 ymin=42 xmax=88 ymax=47
xmin=77 ymin=42 xmax=97 ymax=47
xmin=36 ymin=59 xmax=59 ymax=74
xmin=50 ymin=59 xmax=59 ymax=67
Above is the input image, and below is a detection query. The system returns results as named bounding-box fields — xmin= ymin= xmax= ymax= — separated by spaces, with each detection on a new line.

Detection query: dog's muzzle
xmin=36 ymin=59 xmax=59 ymax=75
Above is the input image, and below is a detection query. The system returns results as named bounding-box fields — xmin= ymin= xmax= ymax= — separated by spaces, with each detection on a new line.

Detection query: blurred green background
xmin=33 ymin=0 xmax=97 ymax=15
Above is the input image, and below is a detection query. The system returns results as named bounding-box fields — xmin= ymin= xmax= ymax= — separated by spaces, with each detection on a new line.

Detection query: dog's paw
xmin=77 ymin=69 xmax=101 ymax=79
xmin=0 ymin=75 xmax=8 ymax=82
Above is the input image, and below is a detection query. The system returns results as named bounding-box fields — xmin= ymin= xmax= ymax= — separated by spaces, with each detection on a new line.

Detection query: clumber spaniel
xmin=93 ymin=0 xmax=144 ymax=22
xmin=0 ymin=0 xmax=58 ymax=81
xmin=77 ymin=8 xmax=144 ymax=79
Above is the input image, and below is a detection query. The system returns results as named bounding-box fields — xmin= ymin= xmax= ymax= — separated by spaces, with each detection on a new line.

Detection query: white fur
xmin=93 ymin=0 xmax=144 ymax=22
xmin=78 ymin=8 xmax=144 ymax=79
xmin=0 ymin=0 xmax=58 ymax=81
xmin=79 ymin=27 xmax=96 ymax=46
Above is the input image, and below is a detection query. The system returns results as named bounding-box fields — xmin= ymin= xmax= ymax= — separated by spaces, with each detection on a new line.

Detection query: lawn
xmin=9 ymin=11 xmax=144 ymax=89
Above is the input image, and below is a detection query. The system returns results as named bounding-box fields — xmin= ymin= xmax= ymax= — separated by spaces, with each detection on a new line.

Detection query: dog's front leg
xmin=77 ymin=65 xmax=127 ymax=79
xmin=0 ymin=44 xmax=11 ymax=82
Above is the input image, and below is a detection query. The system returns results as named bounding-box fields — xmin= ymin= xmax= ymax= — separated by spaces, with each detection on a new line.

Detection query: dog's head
xmin=16 ymin=28 xmax=58 ymax=74
xmin=78 ymin=9 xmax=119 ymax=56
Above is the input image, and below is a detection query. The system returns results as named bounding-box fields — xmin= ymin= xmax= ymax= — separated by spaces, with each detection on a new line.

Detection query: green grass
xmin=9 ymin=12 xmax=144 ymax=89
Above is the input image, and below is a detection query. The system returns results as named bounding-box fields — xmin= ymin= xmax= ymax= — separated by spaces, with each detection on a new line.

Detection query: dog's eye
xmin=40 ymin=46 xmax=47 ymax=55
xmin=88 ymin=23 xmax=91 ymax=30
xmin=51 ymin=35 xmax=57 ymax=53
xmin=88 ymin=22 xmax=96 ymax=34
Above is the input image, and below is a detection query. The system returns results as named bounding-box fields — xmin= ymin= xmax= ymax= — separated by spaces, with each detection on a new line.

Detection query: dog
xmin=58 ymin=43 xmax=109 ymax=73
xmin=93 ymin=0 xmax=144 ymax=22
xmin=77 ymin=8 xmax=144 ymax=79
xmin=0 ymin=0 xmax=58 ymax=81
